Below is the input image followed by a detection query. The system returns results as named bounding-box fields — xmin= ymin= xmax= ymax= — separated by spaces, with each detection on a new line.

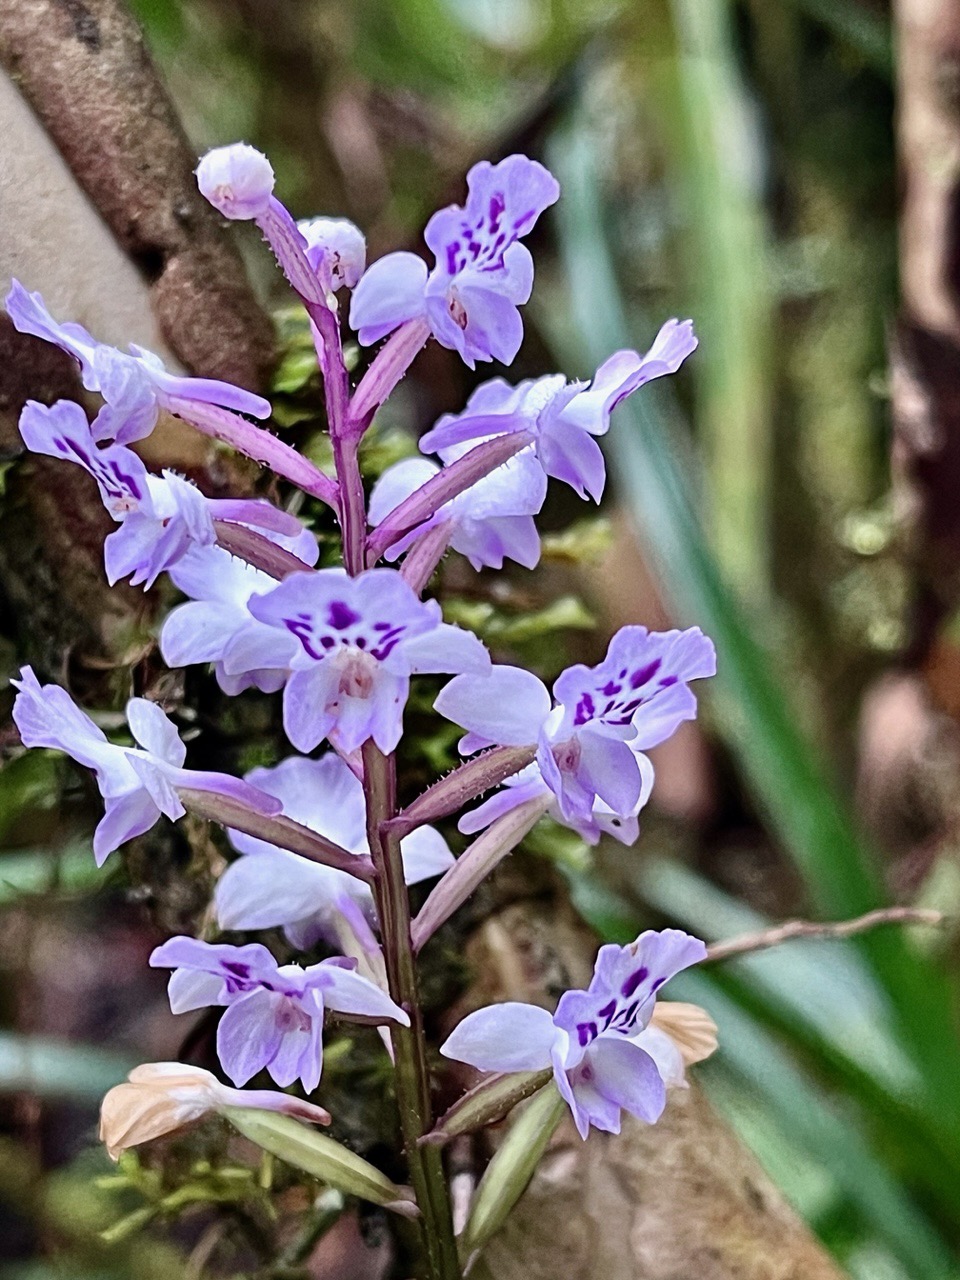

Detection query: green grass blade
xmin=0 ymin=1034 xmax=132 ymax=1101
xmin=779 ymin=0 xmax=892 ymax=76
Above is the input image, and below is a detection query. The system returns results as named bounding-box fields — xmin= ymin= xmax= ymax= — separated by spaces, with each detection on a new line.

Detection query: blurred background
xmin=4 ymin=0 xmax=960 ymax=1276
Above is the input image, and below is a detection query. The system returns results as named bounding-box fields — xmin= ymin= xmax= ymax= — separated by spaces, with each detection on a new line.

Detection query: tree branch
xmin=705 ymin=905 xmax=946 ymax=964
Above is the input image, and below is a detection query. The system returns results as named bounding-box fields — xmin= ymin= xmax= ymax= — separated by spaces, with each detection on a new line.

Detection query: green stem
xmin=362 ymin=742 xmax=461 ymax=1280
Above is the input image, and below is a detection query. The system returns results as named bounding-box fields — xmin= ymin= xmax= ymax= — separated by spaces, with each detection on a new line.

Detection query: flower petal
xmin=349 ymin=252 xmax=428 ymax=346
xmin=435 ymin=666 xmax=549 ymax=748
xmin=312 ymin=962 xmax=409 ymax=1025
xmin=216 ymin=990 xmax=283 ymax=1087
xmin=93 ymin=789 xmax=160 ymax=865
xmin=584 ymin=1037 xmax=666 ymax=1125
xmin=126 ymin=698 xmax=187 ymax=767
xmin=440 ymin=1002 xmax=560 ymax=1073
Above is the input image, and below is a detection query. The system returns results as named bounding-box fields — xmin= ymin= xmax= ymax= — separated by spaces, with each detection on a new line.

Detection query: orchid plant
xmin=6 ymin=144 xmax=717 ymax=1279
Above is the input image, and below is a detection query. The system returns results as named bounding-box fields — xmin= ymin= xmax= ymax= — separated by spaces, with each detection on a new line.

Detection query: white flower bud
xmin=298 ymin=217 xmax=367 ymax=294
xmin=196 ymin=143 xmax=275 ymax=220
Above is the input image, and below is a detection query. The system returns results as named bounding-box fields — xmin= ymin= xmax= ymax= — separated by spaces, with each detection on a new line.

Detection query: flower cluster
xmin=6 ymin=136 xmax=716 ymax=1257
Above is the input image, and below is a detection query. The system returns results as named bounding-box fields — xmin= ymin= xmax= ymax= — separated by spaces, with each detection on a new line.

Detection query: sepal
xmin=223 ymin=1108 xmax=419 ymax=1218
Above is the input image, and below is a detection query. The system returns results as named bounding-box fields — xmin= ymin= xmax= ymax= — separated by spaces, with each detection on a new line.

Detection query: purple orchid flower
xmin=19 ymin=399 xmax=305 ymax=590
xmin=435 ymin=625 xmax=716 ymax=839
xmin=150 ymin=936 xmax=409 ymax=1093
xmin=161 ymin=528 xmax=320 ymax=695
xmin=367 ymin=445 xmax=547 ymax=572
xmin=419 ymin=321 xmax=698 ymax=500
xmin=349 ymin=155 xmax=559 ymax=369
xmin=241 ymin=567 xmax=490 ymax=754
xmin=215 ymin=754 xmax=453 ymax=948
xmin=441 ymin=928 xmax=706 ymax=1138
xmin=5 ymin=282 xmax=270 ymax=445
xmin=11 ymin=667 xmax=280 ymax=866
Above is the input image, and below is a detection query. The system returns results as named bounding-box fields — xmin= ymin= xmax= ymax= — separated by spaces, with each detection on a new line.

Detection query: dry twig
xmin=706 ymin=906 xmax=946 ymax=964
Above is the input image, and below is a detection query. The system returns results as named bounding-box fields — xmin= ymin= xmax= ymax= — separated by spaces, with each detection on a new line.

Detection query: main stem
xmin=363 ymin=743 xmax=461 ymax=1280
xmin=319 ymin=308 xmax=461 ymax=1280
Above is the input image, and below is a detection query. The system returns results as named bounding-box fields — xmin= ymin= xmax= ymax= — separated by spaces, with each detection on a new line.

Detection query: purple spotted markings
xmin=243 ymin=567 xmax=490 ymax=755
xmin=150 ymin=937 xmax=409 ymax=1094
xmin=441 ymin=928 xmax=707 ymax=1138
xmin=350 ymin=154 xmax=560 ymax=368
xmin=434 ymin=625 xmax=716 ymax=845
xmin=17 ymin=399 xmax=307 ymax=590
xmin=418 ymin=321 xmax=698 ymax=502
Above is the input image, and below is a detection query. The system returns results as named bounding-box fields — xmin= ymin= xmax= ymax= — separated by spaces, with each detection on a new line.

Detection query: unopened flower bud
xmin=298 ymin=217 xmax=367 ymax=295
xmin=197 ymin=143 xmax=275 ymax=220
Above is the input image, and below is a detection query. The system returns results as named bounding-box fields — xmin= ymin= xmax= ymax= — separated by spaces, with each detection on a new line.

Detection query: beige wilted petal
xmin=99 ymin=1062 xmax=331 ymax=1160
xmin=99 ymin=1080 xmax=204 ymax=1160
xmin=649 ymin=1002 xmax=718 ymax=1066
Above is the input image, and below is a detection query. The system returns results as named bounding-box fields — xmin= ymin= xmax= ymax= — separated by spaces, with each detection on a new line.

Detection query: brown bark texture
xmin=0 ymin=0 xmax=275 ymax=678
xmin=0 ymin=0 xmax=274 ymax=393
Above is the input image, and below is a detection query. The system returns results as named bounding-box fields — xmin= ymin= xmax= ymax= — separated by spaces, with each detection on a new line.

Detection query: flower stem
xmin=310 ymin=301 xmax=367 ymax=576
xmin=324 ymin=309 xmax=460 ymax=1278
xmin=362 ymin=742 xmax=462 ymax=1280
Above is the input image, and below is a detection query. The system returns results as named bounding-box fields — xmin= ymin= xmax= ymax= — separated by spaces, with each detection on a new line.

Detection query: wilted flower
xmin=99 ymin=1061 xmax=331 ymax=1160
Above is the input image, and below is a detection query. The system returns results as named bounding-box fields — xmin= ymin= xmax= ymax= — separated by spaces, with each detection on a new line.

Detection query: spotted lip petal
xmin=247 ymin=567 xmax=489 ymax=754
xmin=350 ymin=155 xmax=559 ymax=367
xmin=440 ymin=927 xmax=706 ymax=1140
xmin=152 ymin=936 xmax=408 ymax=1093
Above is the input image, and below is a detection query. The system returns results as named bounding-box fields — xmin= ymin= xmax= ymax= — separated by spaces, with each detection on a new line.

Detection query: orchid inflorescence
xmin=6 ymin=142 xmax=717 ymax=1277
